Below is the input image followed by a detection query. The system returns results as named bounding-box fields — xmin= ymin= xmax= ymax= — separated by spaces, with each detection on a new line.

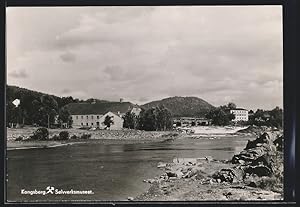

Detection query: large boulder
xmin=182 ymin=166 xmax=205 ymax=178
xmin=244 ymin=132 xmax=274 ymax=150
xmin=230 ymin=131 xmax=283 ymax=181
xmin=232 ymin=132 xmax=279 ymax=165
xmin=157 ymin=162 xmax=167 ymax=168
xmin=250 ymin=153 xmax=276 ymax=169
xmin=212 ymin=168 xmax=237 ymax=183
xmin=232 ymin=147 xmax=268 ymax=164
xmin=273 ymin=135 xmax=283 ymax=151
xmin=229 ymin=131 xmax=283 ymax=186
xmin=166 ymin=170 xmax=183 ymax=178
xmin=244 ymin=165 xmax=272 ymax=177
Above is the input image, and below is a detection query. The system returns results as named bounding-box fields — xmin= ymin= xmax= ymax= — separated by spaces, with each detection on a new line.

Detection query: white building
xmin=66 ymin=102 xmax=140 ymax=130
xmin=130 ymin=105 xmax=142 ymax=116
xmin=230 ymin=108 xmax=249 ymax=122
xmin=71 ymin=111 xmax=124 ymax=130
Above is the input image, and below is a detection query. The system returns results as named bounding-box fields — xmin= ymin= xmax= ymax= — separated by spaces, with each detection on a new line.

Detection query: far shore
xmin=6 ymin=125 xmax=261 ymax=151
xmin=6 ymin=138 xmax=179 ymax=151
xmin=7 ymin=127 xmax=182 ymax=150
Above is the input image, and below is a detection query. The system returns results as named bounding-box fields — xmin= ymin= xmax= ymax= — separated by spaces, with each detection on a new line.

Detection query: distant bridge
xmin=173 ymin=117 xmax=212 ymax=127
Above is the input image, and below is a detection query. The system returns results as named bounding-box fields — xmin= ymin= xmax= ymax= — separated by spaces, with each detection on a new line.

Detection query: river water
xmin=6 ymin=134 xmax=253 ymax=202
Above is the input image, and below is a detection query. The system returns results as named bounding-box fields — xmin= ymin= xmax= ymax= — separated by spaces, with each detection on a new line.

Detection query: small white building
xmin=66 ymin=102 xmax=140 ymax=130
xmin=230 ymin=108 xmax=249 ymax=122
xmin=130 ymin=105 xmax=142 ymax=116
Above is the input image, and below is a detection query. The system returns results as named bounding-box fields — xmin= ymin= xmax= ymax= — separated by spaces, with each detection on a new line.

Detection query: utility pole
xmin=12 ymin=99 xmax=21 ymax=128
xmin=47 ymin=114 xmax=50 ymax=129
xmin=16 ymin=110 xmax=19 ymax=128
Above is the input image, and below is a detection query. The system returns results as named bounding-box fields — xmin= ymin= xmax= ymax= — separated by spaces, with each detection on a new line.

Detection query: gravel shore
xmin=135 ymin=130 xmax=284 ymax=201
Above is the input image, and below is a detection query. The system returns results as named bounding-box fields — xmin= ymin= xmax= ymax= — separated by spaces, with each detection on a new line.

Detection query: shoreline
xmin=6 ymin=125 xmax=268 ymax=151
xmin=6 ymin=141 xmax=86 ymax=151
xmin=134 ymin=130 xmax=284 ymax=201
xmin=7 ymin=125 xmax=253 ymax=151
xmin=6 ymin=128 xmax=182 ymax=150
xmin=6 ymin=138 xmax=175 ymax=151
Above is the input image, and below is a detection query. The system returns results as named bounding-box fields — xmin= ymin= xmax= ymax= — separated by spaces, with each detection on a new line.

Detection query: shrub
xmin=30 ymin=127 xmax=49 ymax=140
xmin=51 ymin=134 xmax=60 ymax=140
xmin=81 ymin=133 xmax=92 ymax=139
xmin=15 ymin=136 xmax=24 ymax=141
xmin=70 ymin=134 xmax=79 ymax=139
xmin=59 ymin=131 xmax=69 ymax=140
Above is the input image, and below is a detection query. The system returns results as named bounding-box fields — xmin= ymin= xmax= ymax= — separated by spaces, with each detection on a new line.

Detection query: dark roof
xmin=174 ymin=117 xmax=210 ymax=120
xmin=232 ymin=108 xmax=247 ymax=111
xmin=65 ymin=102 xmax=134 ymax=115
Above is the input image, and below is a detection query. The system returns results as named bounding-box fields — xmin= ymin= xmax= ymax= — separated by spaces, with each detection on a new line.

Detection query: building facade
xmin=66 ymin=102 xmax=140 ymax=130
xmin=130 ymin=106 xmax=142 ymax=116
xmin=230 ymin=108 xmax=249 ymax=122
xmin=71 ymin=111 xmax=124 ymax=130
xmin=173 ymin=117 xmax=212 ymax=127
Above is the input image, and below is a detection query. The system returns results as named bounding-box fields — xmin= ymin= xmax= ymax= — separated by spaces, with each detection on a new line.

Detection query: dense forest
xmin=123 ymin=105 xmax=173 ymax=131
xmin=6 ymin=85 xmax=108 ymax=127
xmin=205 ymin=102 xmax=283 ymax=128
xmin=247 ymin=107 xmax=283 ymax=128
xmin=7 ymin=85 xmax=74 ymax=127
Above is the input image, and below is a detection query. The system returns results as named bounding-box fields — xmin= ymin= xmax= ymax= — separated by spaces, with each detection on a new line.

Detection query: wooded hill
xmin=6 ymin=85 xmax=109 ymax=126
xmin=141 ymin=96 xmax=215 ymax=118
xmin=6 ymin=85 xmax=215 ymax=127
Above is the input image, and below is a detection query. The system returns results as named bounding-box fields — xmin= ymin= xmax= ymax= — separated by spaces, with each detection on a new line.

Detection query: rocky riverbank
xmin=236 ymin=125 xmax=282 ymax=136
xmin=135 ymin=131 xmax=283 ymax=201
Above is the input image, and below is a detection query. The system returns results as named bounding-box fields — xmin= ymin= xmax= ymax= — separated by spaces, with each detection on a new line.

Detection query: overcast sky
xmin=7 ymin=6 xmax=283 ymax=110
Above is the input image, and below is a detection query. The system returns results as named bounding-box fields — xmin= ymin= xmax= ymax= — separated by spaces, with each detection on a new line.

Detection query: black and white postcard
xmin=6 ymin=6 xmax=283 ymax=202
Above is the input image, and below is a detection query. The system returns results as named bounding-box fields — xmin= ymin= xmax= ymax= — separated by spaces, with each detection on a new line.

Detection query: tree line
xmin=7 ymin=94 xmax=74 ymax=128
xmin=7 ymin=85 xmax=283 ymax=129
xmin=123 ymin=105 xmax=173 ymax=131
xmin=205 ymin=102 xmax=283 ymax=128
xmin=205 ymin=102 xmax=236 ymax=126
xmin=6 ymin=85 xmax=114 ymax=128
xmin=6 ymin=86 xmax=78 ymax=127
xmin=247 ymin=107 xmax=283 ymax=128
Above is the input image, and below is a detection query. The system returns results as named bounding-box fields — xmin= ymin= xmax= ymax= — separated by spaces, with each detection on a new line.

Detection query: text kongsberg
xmin=21 ymin=186 xmax=94 ymax=196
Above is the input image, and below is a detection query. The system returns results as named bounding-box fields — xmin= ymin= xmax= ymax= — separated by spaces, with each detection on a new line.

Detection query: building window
xmin=97 ymin=116 xmax=99 ymax=119
xmin=86 ymin=123 xmax=88 ymax=126
xmin=81 ymin=123 xmax=83 ymax=126
xmin=86 ymin=116 xmax=88 ymax=119
xmin=91 ymin=116 xmax=93 ymax=119
xmin=76 ymin=116 xmax=78 ymax=119
xmin=81 ymin=116 xmax=83 ymax=119
xmin=91 ymin=123 xmax=93 ymax=126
